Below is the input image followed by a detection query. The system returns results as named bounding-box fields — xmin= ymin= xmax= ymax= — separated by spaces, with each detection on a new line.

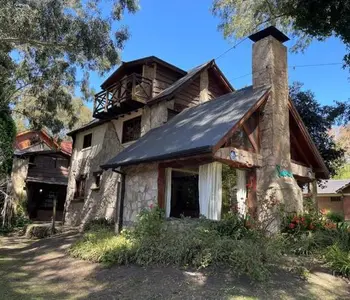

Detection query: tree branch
xmin=0 ymin=37 xmax=75 ymax=50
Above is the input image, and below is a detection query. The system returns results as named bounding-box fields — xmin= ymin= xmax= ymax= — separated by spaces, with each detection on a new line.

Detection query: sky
xmin=87 ymin=0 xmax=349 ymax=109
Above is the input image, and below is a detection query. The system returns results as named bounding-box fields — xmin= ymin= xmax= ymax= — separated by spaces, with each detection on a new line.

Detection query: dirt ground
xmin=0 ymin=231 xmax=350 ymax=300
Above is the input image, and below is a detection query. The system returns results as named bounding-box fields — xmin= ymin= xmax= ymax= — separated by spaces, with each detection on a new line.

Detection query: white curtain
xmin=236 ymin=169 xmax=247 ymax=216
xmin=198 ymin=162 xmax=222 ymax=220
xmin=165 ymin=168 xmax=172 ymax=218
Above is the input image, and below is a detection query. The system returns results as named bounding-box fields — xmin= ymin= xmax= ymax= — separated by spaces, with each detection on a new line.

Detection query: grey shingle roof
xmin=317 ymin=179 xmax=350 ymax=194
xmin=149 ymin=60 xmax=214 ymax=103
xmin=101 ymin=85 xmax=269 ymax=169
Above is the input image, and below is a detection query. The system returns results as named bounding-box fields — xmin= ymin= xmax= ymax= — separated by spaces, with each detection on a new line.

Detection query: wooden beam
xmin=214 ymin=147 xmax=262 ymax=168
xmin=159 ymin=154 xmax=213 ymax=169
xmin=157 ymin=166 xmax=165 ymax=209
xmin=291 ymin=161 xmax=314 ymax=179
xmin=242 ymin=122 xmax=259 ymax=152
xmin=212 ymin=91 xmax=270 ymax=153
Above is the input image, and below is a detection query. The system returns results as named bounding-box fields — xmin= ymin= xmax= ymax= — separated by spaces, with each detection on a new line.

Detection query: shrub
xmin=326 ymin=211 xmax=344 ymax=223
xmin=325 ymin=244 xmax=350 ymax=277
xmin=70 ymin=206 xmax=282 ymax=281
xmin=69 ymin=227 xmax=135 ymax=264
xmin=83 ymin=218 xmax=114 ymax=232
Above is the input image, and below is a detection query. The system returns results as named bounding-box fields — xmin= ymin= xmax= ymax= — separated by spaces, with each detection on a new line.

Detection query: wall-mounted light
xmin=39 ymin=189 xmax=43 ymax=193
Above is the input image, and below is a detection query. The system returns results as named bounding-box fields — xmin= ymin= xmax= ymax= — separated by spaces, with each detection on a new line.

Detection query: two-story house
xmin=11 ymin=129 xmax=72 ymax=221
xmin=64 ymin=27 xmax=329 ymax=231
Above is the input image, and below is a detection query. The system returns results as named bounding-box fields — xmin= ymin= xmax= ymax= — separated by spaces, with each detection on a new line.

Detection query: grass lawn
xmin=0 ymin=231 xmax=350 ymax=299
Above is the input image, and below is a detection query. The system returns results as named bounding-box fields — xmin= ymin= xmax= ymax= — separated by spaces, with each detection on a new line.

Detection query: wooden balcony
xmin=93 ymin=73 xmax=153 ymax=119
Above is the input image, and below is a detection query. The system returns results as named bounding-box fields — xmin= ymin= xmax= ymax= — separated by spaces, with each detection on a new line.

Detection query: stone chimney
xmin=249 ymin=26 xmax=303 ymax=230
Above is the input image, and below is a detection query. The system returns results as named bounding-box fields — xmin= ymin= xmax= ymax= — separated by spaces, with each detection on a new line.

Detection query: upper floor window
xmin=83 ymin=133 xmax=92 ymax=149
xmin=122 ymin=116 xmax=141 ymax=143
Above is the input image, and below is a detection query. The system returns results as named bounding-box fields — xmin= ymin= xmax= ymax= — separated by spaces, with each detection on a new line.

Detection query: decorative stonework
xmin=253 ymin=36 xmax=303 ymax=231
xmin=123 ymin=163 xmax=158 ymax=225
xmin=64 ymin=122 xmax=123 ymax=227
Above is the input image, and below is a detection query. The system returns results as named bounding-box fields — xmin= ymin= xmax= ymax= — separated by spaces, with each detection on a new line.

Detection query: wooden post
xmin=104 ymin=91 xmax=109 ymax=112
xmin=51 ymin=195 xmax=57 ymax=235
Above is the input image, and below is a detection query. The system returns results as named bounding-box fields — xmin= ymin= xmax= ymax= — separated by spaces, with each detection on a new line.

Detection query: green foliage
xmin=0 ymin=0 xmax=139 ymax=134
xmin=0 ymin=110 xmax=16 ymax=175
xmin=326 ymin=211 xmax=344 ymax=223
xmin=70 ymin=207 xmax=282 ymax=281
xmin=222 ymin=164 xmax=237 ymax=216
xmin=334 ymin=164 xmax=350 ymax=179
xmin=290 ymin=83 xmax=346 ymax=176
xmin=0 ymin=214 xmax=32 ymax=236
xmin=212 ymin=0 xmax=350 ymax=68
xmin=83 ymin=218 xmax=114 ymax=232
xmin=325 ymin=244 xmax=350 ymax=277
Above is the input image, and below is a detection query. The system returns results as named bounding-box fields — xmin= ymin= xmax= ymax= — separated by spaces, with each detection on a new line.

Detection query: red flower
xmin=309 ymin=223 xmax=315 ymax=230
xmin=149 ymin=203 xmax=154 ymax=209
xmin=289 ymin=223 xmax=296 ymax=229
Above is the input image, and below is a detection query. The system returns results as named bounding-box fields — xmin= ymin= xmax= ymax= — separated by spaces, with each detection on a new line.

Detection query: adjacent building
xmin=11 ymin=129 xmax=72 ymax=221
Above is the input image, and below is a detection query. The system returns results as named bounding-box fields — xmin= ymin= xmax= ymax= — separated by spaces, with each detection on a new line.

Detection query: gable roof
xmin=101 ymin=56 xmax=186 ymax=89
xmin=288 ymin=100 xmax=329 ymax=179
xmin=317 ymin=179 xmax=350 ymax=194
xmin=149 ymin=60 xmax=234 ymax=104
xmin=101 ymin=85 xmax=269 ymax=169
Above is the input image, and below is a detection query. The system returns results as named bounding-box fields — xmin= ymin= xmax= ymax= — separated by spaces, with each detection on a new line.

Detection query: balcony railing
xmin=93 ymin=73 xmax=153 ymax=118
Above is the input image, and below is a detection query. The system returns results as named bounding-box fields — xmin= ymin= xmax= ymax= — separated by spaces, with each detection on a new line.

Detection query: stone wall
xmin=11 ymin=157 xmax=29 ymax=202
xmin=123 ymin=163 xmax=158 ymax=225
xmin=64 ymin=122 xmax=123 ymax=227
xmin=141 ymin=100 xmax=174 ymax=136
xmin=253 ymin=35 xmax=303 ymax=231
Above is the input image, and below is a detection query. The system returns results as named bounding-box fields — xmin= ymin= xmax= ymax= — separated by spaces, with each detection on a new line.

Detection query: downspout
xmin=113 ymin=168 xmax=126 ymax=234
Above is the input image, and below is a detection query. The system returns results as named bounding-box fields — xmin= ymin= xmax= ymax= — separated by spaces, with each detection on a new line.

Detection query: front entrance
xmin=26 ymin=182 xmax=66 ymax=221
xmin=170 ymin=170 xmax=199 ymax=218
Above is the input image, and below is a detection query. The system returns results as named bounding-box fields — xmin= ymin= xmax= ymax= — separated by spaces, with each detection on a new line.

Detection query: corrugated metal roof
xmin=102 ymin=85 xmax=269 ymax=169
xmin=317 ymin=179 xmax=350 ymax=194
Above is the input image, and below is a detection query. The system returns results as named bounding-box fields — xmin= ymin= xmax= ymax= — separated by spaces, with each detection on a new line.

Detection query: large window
xmin=83 ymin=133 xmax=92 ymax=149
xmin=122 ymin=116 xmax=141 ymax=143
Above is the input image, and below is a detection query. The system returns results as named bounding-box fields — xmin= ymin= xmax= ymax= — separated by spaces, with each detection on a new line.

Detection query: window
xmin=122 ymin=116 xmax=141 ymax=143
xmin=74 ymin=175 xmax=86 ymax=199
xmin=83 ymin=133 xmax=92 ymax=149
xmin=331 ymin=196 xmax=342 ymax=202
xmin=92 ymin=171 xmax=102 ymax=190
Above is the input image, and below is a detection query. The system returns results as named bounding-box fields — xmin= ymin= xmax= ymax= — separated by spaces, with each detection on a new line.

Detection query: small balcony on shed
xmin=93 ymin=73 xmax=153 ymax=119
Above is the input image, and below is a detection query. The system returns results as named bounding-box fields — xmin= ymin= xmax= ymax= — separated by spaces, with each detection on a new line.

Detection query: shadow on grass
xmin=0 ymin=232 xmax=349 ymax=300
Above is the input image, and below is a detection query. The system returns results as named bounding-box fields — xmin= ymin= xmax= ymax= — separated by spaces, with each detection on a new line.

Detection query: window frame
xmin=122 ymin=116 xmax=142 ymax=144
xmin=82 ymin=133 xmax=92 ymax=149
xmin=74 ymin=174 xmax=87 ymax=200
xmin=331 ymin=196 xmax=342 ymax=202
xmin=91 ymin=171 xmax=102 ymax=190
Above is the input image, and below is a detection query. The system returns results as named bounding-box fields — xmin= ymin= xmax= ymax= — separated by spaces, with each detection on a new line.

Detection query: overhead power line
xmin=215 ymin=37 xmax=249 ymax=60
xmin=230 ymin=62 xmax=344 ymax=81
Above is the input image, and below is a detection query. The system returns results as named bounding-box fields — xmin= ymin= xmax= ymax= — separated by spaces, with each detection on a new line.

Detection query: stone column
xmin=249 ymin=27 xmax=303 ymax=231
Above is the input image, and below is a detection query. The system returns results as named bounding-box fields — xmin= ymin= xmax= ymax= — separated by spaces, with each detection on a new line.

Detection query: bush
xmin=325 ymin=244 xmax=350 ymax=277
xmin=83 ymin=218 xmax=114 ymax=232
xmin=70 ymin=207 xmax=281 ymax=281
xmin=326 ymin=211 xmax=344 ymax=223
xmin=25 ymin=224 xmax=55 ymax=239
xmin=0 ymin=214 xmax=32 ymax=236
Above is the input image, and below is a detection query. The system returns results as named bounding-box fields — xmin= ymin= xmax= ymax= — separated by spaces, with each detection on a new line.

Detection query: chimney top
xmin=248 ymin=26 xmax=289 ymax=43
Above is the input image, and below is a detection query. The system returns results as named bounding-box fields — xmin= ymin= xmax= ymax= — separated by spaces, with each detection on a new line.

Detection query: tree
xmin=0 ymin=0 xmax=139 ymax=134
xmin=13 ymin=97 xmax=92 ymax=139
xmin=212 ymin=0 xmax=350 ymax=67
xmin=290 ymin=83 xmax=347 ymax=176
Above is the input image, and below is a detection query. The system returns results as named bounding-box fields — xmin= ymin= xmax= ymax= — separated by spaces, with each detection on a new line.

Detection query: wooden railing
xmin=93 ymin=73 xmax=152 ymax=117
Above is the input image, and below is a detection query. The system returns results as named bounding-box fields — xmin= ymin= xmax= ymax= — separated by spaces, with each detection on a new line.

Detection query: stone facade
xmin=11 ymin=157 xmax=29 ymax=202
xmin=64 ymin=122 xmax=123 ymax=226
xmin=253 ymin=35 xmax=303 ymax=229
xmin=123 ymin=163 xmax=158 ymax=225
